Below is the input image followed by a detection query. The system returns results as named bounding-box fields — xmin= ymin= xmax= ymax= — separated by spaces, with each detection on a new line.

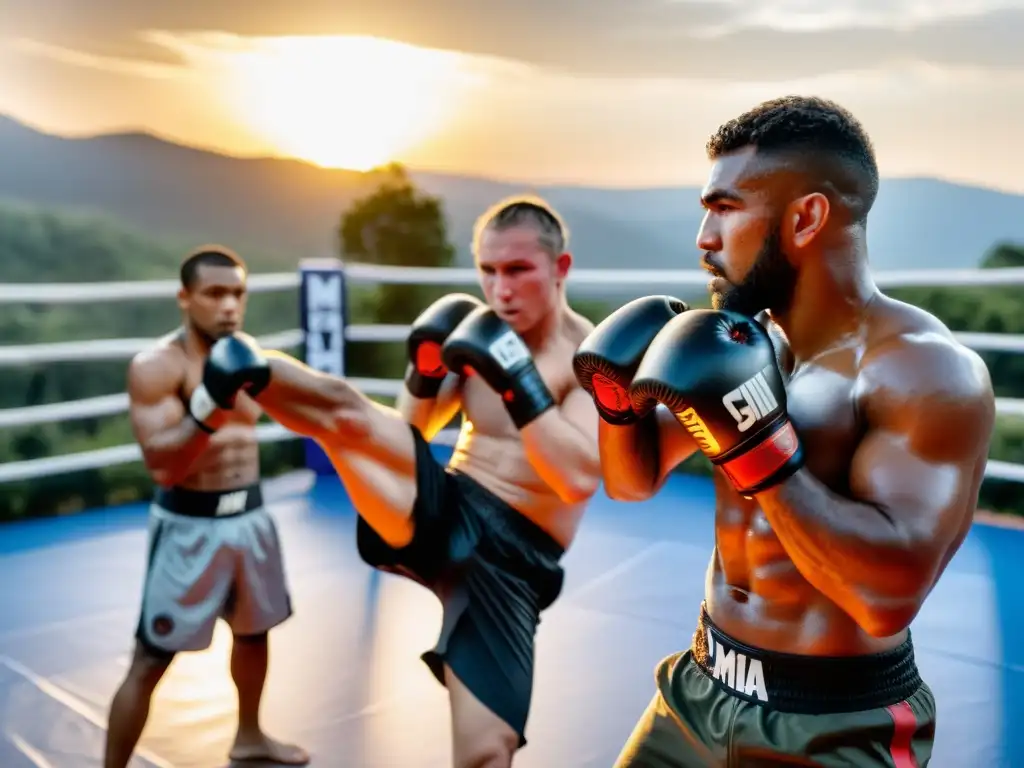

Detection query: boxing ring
xmin=1 ymin=260 xmax=1024 ymax=767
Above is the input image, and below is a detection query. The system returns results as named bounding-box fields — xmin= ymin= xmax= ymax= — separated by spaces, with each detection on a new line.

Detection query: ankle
xmin=234 ymin=724 xmax=265 ymax=743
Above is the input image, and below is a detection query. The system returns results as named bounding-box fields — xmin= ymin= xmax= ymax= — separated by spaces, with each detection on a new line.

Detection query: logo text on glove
xmin=676 ymin=407 xmax=721 ymax=455
xmin=489 ymin=331 xmax=531 ymax=370
xmin=722 ymin=367 xmax=779 ymax=432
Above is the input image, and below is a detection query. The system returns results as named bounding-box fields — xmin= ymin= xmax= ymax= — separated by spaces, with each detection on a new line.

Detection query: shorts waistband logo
xmin=216 ymin=490 xmax=249 ymax=516
xmin=706 ymin=628 xmax=769 ymax=702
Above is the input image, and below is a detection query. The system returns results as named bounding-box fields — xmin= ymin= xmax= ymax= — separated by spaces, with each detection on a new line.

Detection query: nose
xmin=220 ymin=295 xmax=241 ymax=316
xmin=696 ymin=211 xmax=721 ymax=253
xmin=494 ymin=275 xmax=515 ymax=301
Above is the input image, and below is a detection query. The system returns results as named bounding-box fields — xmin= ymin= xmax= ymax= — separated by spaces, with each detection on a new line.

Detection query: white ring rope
xmin=0 ymin=273 xmax=299 ymax=304
xmin=1 ymin=262 xmax=1023 ymax=484
xmin=4 ymin=265 xmax=1024 ymax=303
xmin=0 ymin=330 xmax=305 ymax=367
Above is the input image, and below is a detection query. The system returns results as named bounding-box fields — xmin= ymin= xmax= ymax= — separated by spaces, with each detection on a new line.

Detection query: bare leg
xmin=104 ymin=646 xmax=172 ymax=768
xmin=228 ymin=634 xmax=309 ymax=765
xmin=258 ymin=352 xmax=419 ymax=547
xmin=446 ymin=665 xmax=519 ymax=768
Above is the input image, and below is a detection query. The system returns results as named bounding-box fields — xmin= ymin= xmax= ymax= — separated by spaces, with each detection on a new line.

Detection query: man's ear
xmin=555 ymin=251 xmax=572 ymax=280
xmin=785 ymin=192 xmax=830 ymax=251
xmin=177 ymin=286 xmax=189 ymax=312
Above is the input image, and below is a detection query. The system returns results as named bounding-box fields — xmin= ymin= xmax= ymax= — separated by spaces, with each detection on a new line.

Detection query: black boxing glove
xmin=404 ymin=293 xmax=484 ymax=399
xmin=573 ymin=296 xmax=689 ymax=425
xmin=629 ymin=309 xmax=803 ymax=496
xmin=441 ymin=306 xmax=554 ymax=429
xmin=190 ymin=335 xmax=271 ymax=432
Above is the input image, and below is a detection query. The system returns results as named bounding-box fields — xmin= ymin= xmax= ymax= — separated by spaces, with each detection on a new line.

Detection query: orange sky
xmin=5 ymin=3 xmax=1024 ymax=191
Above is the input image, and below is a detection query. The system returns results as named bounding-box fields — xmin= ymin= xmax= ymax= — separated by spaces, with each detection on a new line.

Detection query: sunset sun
xmin=222 ymin=35 xmax=477 ymax=170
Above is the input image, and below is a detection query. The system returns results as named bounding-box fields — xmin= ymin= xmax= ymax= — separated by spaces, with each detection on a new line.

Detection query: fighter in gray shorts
xmin=137 ymin=484 xmax=291 ymax=655
xmin=104 ymin=247 xmax=308 ymax=768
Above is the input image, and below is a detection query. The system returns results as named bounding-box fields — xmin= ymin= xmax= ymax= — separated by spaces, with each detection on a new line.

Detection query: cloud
xmin=8 ymin=23 xmax=1024 ymax=193
xmin=9 ymin=39 xmax=188 ymax=79
xmin=6 ymin=0 xmax=1024 ymax=82
xmin=716 ymin=0 xmax=1024 ymax=32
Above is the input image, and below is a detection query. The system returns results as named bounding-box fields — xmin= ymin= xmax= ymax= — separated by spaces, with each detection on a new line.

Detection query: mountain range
xmin=2 ymin=114 xmax=1023 ymax=276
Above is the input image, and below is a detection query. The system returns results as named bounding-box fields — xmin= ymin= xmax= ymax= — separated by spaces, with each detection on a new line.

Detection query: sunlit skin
xmin=600 ymin=145 xmax=995 ymax=655
xmin=130 ymin=264 xmax=258 ymax=492
xmin=236 ymin=218 xmax=602 ymax=767
xmin=107 ymin=261 xmax=308 ymax=768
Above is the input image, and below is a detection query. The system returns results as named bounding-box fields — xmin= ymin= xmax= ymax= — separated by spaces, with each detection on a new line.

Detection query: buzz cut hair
xmin=471 ymin=194 xmax=570 ymax=257
xmin=180 ymin=245 xmax=247 ymax=289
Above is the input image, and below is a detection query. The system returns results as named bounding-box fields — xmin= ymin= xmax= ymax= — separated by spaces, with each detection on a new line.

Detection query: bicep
xmin=127 ymin=359 xmax=186 ymax=446
xmin=850 ymin=353 xmax=995 ymax=552
xmin=559 ymin=386 xmax=600 ymax=445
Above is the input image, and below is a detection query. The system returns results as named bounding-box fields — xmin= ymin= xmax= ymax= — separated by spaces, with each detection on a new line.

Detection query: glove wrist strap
xmin=716 ymin=417 xmax=803 ymax=495
xmin=506 ymin=366 xmax=556 ymax=429
xmin=189 ymin=383 xmax=220 ymax=433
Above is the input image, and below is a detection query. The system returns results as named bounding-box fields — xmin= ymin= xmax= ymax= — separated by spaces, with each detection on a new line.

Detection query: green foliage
xmin=338 ymin=164 xmax=473 ymax=380
xmin=0 ymin=204 xmax=302 ymax=520
xmin=4 ymin=178 xmax=1024 ymax=521
xmin=981 ymin=243 xmax=1024 ymax=269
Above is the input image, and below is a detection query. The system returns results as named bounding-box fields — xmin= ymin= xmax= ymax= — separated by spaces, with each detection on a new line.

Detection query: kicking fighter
xmin=573 ymin=96 xmax=995 ymax=766
xmin=176 ymin=197 xmax=602 ymax=767
xmin=108 ymin=247 xmax=308 ymax=768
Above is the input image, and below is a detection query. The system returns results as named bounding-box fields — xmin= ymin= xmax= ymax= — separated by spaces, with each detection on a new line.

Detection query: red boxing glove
xmin=404 ymin=294 xmax=484 ymax=399
xmin=629 ymin=309 xmax=803 ymax=496
xmin=572 ymin=296 xmax=689 ymax=425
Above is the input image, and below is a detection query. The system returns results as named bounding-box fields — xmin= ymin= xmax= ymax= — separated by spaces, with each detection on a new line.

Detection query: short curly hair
xmin=706 ymin=95 xmax=879 ymax=223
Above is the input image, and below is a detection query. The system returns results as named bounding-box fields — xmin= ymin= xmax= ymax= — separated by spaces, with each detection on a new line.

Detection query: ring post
xmin=298 ymin=258 xmax=347 ymax=475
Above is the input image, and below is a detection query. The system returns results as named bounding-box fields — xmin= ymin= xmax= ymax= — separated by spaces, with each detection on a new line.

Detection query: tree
xmin=337 ymin=163 xmax=472 ymax=380
xmin=339 ymin=163 xmax=455 ymax=271
xmin=981 ymin=242 xmax=1024 ymax=269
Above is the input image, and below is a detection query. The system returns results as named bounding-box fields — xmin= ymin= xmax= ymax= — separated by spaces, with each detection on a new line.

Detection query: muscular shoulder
xmin=856 ymin=299 xmax=994 ymax=444
xmin=128 ymin=341 xmax=186 ymax=402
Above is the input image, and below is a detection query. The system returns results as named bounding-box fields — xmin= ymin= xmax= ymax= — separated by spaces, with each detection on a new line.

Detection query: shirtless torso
xmin=706 ymin=295 xmax=986 ymax=655
xmin=448 ymin=307 xmax=594 ymax=547
xmin=129 ymin=329 xmax=261 ymax=490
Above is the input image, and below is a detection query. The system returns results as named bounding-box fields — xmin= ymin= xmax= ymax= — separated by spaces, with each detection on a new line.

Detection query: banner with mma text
xmin=298 ymin=259 xmax=347 ymax=475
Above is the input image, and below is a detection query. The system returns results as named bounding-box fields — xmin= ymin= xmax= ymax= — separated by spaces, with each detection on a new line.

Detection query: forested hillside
xmin=2 ymin=180 xmax=1024 ymax=520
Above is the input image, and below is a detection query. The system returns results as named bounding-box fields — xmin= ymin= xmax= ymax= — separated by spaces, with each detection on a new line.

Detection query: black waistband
xmin=153 ymin=484 xmax=263 ymax=518
xmin=691 ymin=603 xmax=922 ymax=714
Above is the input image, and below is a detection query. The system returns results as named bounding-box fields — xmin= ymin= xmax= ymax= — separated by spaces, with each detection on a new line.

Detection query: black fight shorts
xmin=356 ymin=426 xmax=565 ymax=746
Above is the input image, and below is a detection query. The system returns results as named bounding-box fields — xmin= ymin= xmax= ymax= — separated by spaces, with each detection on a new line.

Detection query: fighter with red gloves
xmin=573 ymin=95 xmax=994 ymax=767
xmin=187 ymin=196 xmax=602 ymax=767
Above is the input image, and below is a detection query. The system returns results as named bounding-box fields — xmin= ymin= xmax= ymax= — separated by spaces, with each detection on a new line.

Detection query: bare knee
xmin=121 ymin=645 xmax=171 ymax=697
xmin=455 ymin=736 xmax=517 ymax=768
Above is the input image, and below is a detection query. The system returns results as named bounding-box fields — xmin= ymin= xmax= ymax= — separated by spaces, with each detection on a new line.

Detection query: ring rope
xmin=4 ymin=264 xmax=1024 ymax=303
xmin=0 ymin=330 xmax=305 ymax=367
xmin=1 ymin=263 xmax=1022 ymax=485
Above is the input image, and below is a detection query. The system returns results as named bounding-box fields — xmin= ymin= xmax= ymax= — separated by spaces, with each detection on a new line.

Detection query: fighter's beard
xmin=711 ymin=228 xmax=795 ymax=317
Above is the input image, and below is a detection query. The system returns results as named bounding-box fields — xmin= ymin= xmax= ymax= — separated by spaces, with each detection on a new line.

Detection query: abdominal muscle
xmin=707 ymin=493 xmax=907 ymax=657
xmin=179 ymin=424 xmax=260 ymax=492
xmin=447 ymin=420 xmax=584 ymax=549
